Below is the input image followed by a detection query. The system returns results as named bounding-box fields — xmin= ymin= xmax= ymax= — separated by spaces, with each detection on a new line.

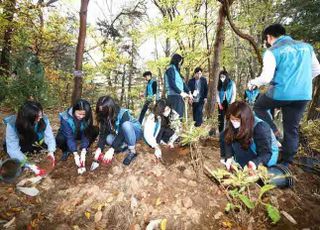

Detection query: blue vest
xmin=145 ymin=79 xmax=160 ymax=100
xmin=165 ymin=65 xmax=184 ymax=96
xmin=59 ymin=109 xmax=87 ymax=135
xmin=250 ymin=116 xmax=279 ymax=167
xmin=3 ymin=115 xmax=48 ymax=143
xmin=266 ymin=35 xmax=313 ymax=100
xmin=245 ymin=88 xmax=260 ymax=105
xmin=115 ymin=108 xmax=141 ymax=134
xmin=219 ymin=80 xmax=234 ymax=104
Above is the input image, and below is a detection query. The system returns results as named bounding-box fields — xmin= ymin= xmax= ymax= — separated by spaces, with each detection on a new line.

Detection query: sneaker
xmin=61 ymin=152 xmax=70 ymax=161
xmin=123 ymin=153 xmax=137 ymax=165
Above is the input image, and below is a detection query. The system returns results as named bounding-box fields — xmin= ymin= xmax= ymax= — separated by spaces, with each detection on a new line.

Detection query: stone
xmin=214 ymin=211 xmax=223 ymax=220
xmin=182 ymin=197 xmax=193 ymax=209
xmin=187 ymin=180 xmax=197 ymax=187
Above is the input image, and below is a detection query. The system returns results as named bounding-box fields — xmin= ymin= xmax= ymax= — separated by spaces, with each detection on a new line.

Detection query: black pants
xmin=254 ymin=94 xmax=308 ymax=163
xmin=192 ymin=101 xmax=204 ymax=127
xmin=156 ymin=127 xmax=174 ymax=144
xmin=218 ymin=100 xmax=229 ymax=133
xmin=56 ymin=126 xmax=99 ymax=152
xmin=167 ymin=95 xmax=185 ymax=118
xmin=139 ymin=100 xmax=151 ymax=124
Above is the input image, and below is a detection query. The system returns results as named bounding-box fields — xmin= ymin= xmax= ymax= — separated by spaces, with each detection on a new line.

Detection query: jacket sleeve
xmin=43 ymin=119 xmax=56 ymax=153
xmin=143 ymin=114 xmax=158 ymax=148
xmin=111 ymin=111 xmax=131 ymax=149
xmin=166 ymin=68 xmax=182 ymax=94
xmin=183 ymin=81 xmax=190 ymax=93
xmin=251 ymin=122 xmax=272 ymax=166
xmin=187 ymin=79 xmax=194 ymax=93
xmin=152 ymin=81 xmax=157 ymax=95
xmin=80 ymin=130 xmax=90 ymax=150
xmin=219 ymin=131 xmax=233 ymax=159
xmin=5 ymin=125 xmax=27 ymax=164
xmin=60 ymin=119 xmax=77 ymax=152
xmin=203 ymin=78 xmax=208 ymax=99
xmin=97 ymin=125 xmax=107 ymax=151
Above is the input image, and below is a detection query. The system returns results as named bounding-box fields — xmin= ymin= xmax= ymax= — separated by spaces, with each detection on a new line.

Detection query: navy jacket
xmin=187 ymin=77 xmax=208 ymax=103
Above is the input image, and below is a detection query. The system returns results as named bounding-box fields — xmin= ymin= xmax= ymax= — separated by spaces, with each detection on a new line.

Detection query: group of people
xmin=1 ymin=23 xmax=320 ymax=182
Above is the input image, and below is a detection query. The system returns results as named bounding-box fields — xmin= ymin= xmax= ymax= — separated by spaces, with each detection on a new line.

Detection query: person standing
xmin=138 ymin=71 xmax=159 ymax=123
xmin=188 ymin=67 xmax=208 ymax=127
xmin=164 ymin=53 xmax=192 ymax=118
xmin=248 ymin=24 xmax=320 ymax=166
xmin=217 ymin=69 xmax=236 ymax=132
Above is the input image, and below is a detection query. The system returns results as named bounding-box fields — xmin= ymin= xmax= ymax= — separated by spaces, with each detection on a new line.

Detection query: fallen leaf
xmin=94 ymin=211 xmax=102 ymax=223
xmin=156 ymin=198 xmax=161 ymax=206
xmin=160 ymin=219 xmax=167 ymax=230
xmin=3 ymin=217 xmax=15 ymax=228
xmin=85 ymin=211 xmax=91 ymax=220
xmin=221 ymin=220 xmax=232 ymax=228
xmin=281 ymin=211 xmax=297 ymax=225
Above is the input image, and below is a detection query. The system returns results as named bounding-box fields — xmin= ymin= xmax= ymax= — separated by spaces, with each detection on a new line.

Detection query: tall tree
xmin=72 ymin=0 xmax=90 ymax=104
xmin=0 ymin=0 xmax=16 ymax=76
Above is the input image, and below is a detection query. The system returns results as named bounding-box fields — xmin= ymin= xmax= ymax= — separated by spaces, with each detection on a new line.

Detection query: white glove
xmin=90 ymin=161 xmax=100 ymax=171
xmin=154 ymin=146 xmax=162 ymax=159
xmin=168 ymin=142 xmax=174 ymax=149
xmin=103 ymin=148 xmax=115 ymax=163
xmin=93 ymin=148 xmax=102 ymax=161
xmin=80 ymin=148 xmax=86 ymax=167
xmin=192 ymin=90 xmax=199 ymax=97
xmin=180 ymin=92 xmax=188 ymax=98
xmin=73 ymin=152 xmax=80 ymax=167
xmin=224 ymin=157 xmax=234 ymax=171
xmin=26 ymin=164 xmax=46 ymax=176
xmin=78 ymin=167 xmax=86 ymax=175
xmin=47 ymin=152 xmax=55 ymax=167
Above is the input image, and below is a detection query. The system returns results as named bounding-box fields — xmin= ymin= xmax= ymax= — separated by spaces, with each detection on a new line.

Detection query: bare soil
xmin=0 ymin=109 xmax=320 ymax=229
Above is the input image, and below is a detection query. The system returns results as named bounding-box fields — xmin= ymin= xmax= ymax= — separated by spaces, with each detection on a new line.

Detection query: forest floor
xmin=0 ymin=108 xmax=320 ymax=229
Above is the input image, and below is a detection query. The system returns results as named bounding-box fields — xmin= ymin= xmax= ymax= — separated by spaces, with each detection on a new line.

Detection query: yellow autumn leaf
xmin=160 ymin=218 xmax=167 ymax=230
xmin=156 ymin=198 xmax=161 ymax=206
xmin=85 ymin=211 xmax=91 ymax=220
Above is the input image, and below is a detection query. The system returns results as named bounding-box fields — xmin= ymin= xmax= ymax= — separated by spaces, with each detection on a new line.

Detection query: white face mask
xmin=163 ymin=107 xmax=171 ymax=117
xmin=231 ymin=120 xmax=241 ymax=129
xmin=220 ymin=75 xmax=226 ymax=82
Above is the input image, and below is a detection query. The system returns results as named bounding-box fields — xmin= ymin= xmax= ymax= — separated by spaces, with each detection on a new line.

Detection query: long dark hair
xmin=224 ymin=101 xmax=254 ymax=150
xmin=217 ymin=69 xmax=231 ymax=91
xmin=170 ymin=53 xmax=184 ymax=70
xmin=72 ymin=99 xmax=93 ymax=137
xmin=153 ymin=99 xmax=171 ymax=127
xmin=16 ymin=101 xmax=45 ymax=144
xmin=96 ymin=96 xmax=120 ymax=132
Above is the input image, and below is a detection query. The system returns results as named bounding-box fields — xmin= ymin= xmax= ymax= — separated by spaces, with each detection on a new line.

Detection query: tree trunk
xmin=0 ymin=0 xmax=16 ymax=76
xmin=207 ymin=5 xmax=227 ymax=117
xmin=120 ymin=64 xmax=126 ymax=106
xmin=71 ymin=0 xmax=90 ymax=105
xmin=307 ymin=77 xmax=320 ymax=120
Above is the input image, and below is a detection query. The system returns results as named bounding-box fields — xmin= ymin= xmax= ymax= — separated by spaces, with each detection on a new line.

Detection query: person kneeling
xmin=219 ymin=101 xmax=278 ymax=171
xmin=91 ymin=96 xmax=142 ymax=170
xmin=3 ymin=101 xmax=56 ymax=177
xmin=56 ymin=99 xmax=98 ymax=174
xmin=143 ymin=99 xmax=181 ymax=159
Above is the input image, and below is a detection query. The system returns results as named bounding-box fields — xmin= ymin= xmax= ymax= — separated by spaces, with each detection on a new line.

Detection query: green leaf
xmin=225 ymin=203 xmax=233 ymax=212
xmin=266 ymin=204 xmax=281 ymax=224
xmin=238 ymin=194 xmax=255 ymax=209
xmin=259 ymin=184 xmax=276 ymax=200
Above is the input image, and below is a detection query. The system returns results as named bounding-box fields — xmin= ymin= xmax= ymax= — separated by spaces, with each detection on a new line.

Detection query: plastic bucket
xmin=267 ymin=164 xmax=294 ymax=188
xmin=0 ymin=159 xmax=22 ymax=183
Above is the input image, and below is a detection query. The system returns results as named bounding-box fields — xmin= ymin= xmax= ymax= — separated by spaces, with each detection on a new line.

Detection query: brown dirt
xmin=0 ymin=109 xmax=320 ymax=229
